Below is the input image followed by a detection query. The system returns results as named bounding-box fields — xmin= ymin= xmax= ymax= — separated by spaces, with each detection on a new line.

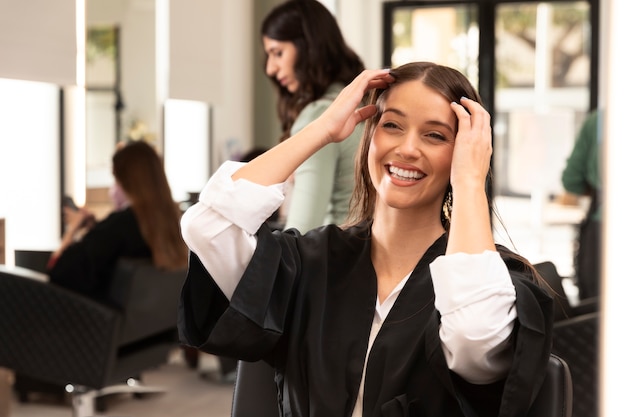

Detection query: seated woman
xmin=178 ymin=63 xmax=553 ymax=417
xmin=48 ymin=140 xmax=188 ymax=302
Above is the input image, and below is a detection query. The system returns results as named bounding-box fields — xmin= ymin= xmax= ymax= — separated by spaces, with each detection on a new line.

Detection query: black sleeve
xmin=177 ymin=251 xmax=230 ymax=348
xmin=177 ymin=224 xmax=301 ymax=363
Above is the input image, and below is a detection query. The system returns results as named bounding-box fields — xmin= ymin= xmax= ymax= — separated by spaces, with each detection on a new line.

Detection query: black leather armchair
xmin=0 ymin=257 xmax=186 ymax=417
xmin=230 ymin=354 xmax=572 ymax=417
xmin=527 ymin=354 xmax=573 ymax=417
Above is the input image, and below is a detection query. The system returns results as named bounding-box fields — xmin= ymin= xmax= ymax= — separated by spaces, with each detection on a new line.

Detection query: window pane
xmin=388 ymin=4 xmax=479 ymax=85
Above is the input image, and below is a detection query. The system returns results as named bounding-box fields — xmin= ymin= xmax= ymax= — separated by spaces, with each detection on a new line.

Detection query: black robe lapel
xmin=362 ymin=234 xmax=448 ymax=416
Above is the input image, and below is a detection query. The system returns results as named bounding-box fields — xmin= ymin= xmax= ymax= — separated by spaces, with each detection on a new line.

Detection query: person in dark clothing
xmin=48 ymin=140 xmax=188 ymax=302
xmin=178 ymin=63 xmax=553 ymax=417
xmin=560 ymin=109 xmax=602 ymax=299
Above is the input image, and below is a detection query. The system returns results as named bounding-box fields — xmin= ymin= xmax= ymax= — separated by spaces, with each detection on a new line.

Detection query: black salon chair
xmin=533 ymin=261 xmax=598 ymax=321
xmin=230 ymin=354 xmax=572 ymax=417
xmin=551 ymin=312 xmax=599 ymax=417
xmin=14 ymin=249 xmax=54 ymax=274
xmin=231 ymin=360 xmax=279 ymax=417
xmin=0 ymin=257 xmax=186 ymax=417
xmin=527 ymin=354 xmax=573 ymax=417
xmin=534 ymin=261 xmax=598 ymax=417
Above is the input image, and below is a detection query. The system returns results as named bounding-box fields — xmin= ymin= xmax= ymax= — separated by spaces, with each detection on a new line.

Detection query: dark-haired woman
xmin=261 ymin=0 xmax=365 ymax=232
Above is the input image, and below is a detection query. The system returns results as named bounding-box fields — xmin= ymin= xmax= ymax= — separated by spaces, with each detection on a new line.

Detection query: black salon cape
xmin=178 ymin=222 xmax=553 ymax=417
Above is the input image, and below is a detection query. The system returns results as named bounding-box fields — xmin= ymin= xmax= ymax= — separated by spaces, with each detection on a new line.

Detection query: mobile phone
xmin=63 ymin=195 xmax=79 ymax=211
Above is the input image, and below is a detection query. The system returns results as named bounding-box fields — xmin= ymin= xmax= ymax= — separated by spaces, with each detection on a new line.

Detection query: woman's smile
xmin=387 ymin=163 xmax=426 ymax=183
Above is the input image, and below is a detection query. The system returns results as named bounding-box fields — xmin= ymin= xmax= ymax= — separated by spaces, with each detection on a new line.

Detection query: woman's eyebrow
xmin=381 ymin=108 xmax=406 ymax=118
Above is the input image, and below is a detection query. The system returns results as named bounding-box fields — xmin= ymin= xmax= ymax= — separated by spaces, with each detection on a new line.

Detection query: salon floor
xmin=8 ymin=350 xmax=235 ymax=417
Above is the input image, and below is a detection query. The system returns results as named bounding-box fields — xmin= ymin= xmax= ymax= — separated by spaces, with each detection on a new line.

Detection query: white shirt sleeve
xmin=430 ymin=251 xmax=517 ymax=384
xmin=180 ymin=161 xmax=285 ymax=299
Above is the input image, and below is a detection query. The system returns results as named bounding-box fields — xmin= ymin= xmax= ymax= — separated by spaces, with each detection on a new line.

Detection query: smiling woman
xmin=364 ymin=80 xmax=456 ymax=237
xmin=178 ymin=63 xmax=553 ymax=417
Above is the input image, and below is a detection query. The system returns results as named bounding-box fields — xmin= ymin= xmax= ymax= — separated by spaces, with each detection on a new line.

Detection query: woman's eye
xmin=427 ymin=132 xmax=446 ymax=141
xmin=381 ymin=121 xmax=399 ymax=129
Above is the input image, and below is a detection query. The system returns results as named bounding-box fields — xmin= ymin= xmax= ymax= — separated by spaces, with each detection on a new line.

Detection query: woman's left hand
xmin=449 ymin=97 xmax=493 ymax=190
xmin=445 ymin=97 xmax=497 ymax=255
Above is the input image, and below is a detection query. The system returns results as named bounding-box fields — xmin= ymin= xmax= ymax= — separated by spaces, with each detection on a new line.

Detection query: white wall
xmin=0 ymin=0 xmax=77 ymax=85
xmin=336 ymin=0 xmax=386 ymax=69
xmin=169 ymin=0 xmax=254 ymax=171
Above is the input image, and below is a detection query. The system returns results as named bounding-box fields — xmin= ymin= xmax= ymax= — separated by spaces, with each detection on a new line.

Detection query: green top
xmin=284 ymin=83 xmax=362 ymax=233
xmin=561 ymin=110 xmax=601 ymax=220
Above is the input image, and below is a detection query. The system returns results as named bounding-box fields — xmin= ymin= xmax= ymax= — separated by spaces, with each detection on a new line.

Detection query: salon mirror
xmin=384 ymin=0 xmax=598 ymax=303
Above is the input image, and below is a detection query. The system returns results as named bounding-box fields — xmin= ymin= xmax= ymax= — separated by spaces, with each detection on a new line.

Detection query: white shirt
xmin=181 ymin=161 xmax=518 ymax=416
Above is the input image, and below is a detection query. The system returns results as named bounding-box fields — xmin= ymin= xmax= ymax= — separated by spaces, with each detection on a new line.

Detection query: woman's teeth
xmin=388 ymin=166 xmax=424 ymax=181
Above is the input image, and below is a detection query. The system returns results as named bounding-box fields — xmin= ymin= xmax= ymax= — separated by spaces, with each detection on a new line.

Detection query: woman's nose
xmin=395 ymin=134 xmax=423 ymax=159
xmin=266 ymin=58 xmax=277 ymax=77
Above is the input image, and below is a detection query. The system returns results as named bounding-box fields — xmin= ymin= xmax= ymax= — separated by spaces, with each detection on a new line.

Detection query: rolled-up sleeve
xmin=180 ymin=161 xmax=285 ymax=299
xmin=430 ymin=250 xmax=517 ymax=384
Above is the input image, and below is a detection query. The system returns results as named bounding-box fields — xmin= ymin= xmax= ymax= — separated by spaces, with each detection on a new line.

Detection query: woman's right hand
xmin=315 ymin=69 xmax=395 ymax=144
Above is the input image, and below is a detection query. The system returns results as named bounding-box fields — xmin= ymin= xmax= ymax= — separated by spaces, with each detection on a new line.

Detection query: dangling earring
xmin=443 ymin=190 xmax=453 ymax=222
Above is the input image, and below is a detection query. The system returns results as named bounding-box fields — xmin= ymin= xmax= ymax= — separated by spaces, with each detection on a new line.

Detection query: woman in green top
xmin=561 ymin=109 xmax=602 ymax=299
xmin=261 ymin=0 xmax=365 ymax=233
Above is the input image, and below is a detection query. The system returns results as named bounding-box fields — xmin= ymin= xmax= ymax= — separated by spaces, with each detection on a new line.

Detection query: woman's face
xmin=263 ymin=37 xmax=299 ymax=93
xmin=368 ymin=80 xmax=456 ymax=215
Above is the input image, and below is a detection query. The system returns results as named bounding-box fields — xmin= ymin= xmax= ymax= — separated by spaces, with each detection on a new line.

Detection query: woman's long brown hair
xmin=112 ymin=140 xmax=188 ymax=270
